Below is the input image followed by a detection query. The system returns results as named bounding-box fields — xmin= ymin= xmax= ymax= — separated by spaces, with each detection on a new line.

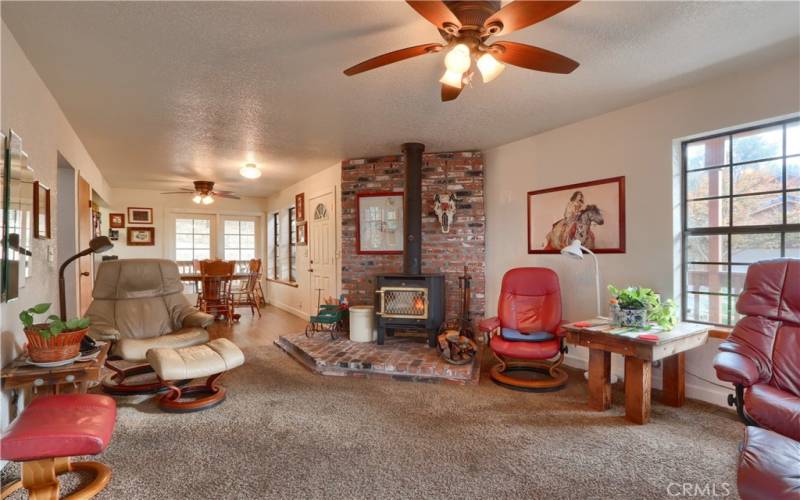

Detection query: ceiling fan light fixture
xmin=202 ymin=195 xmax=214 ymax=205
xmin=443 ymin=43 xmax=471 ymax=73
xmin=240 ymin=163 xmax=262 ymax=179
xmin=439 ymin=69 xmax=463 ymax=89
xmin=192 ymin=194 xmax=203 ymax=204
xmin=477 ymin=53 xmax=505 ymax=83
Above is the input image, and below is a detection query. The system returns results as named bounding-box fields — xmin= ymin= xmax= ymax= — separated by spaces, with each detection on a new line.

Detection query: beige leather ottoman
xmin=146 ymin=338 xmax=245 ymax=412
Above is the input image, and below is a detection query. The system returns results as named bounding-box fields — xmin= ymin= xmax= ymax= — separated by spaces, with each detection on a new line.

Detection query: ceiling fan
xmin=161 ymin=181 xmax=241 ymax=205
xmin=343 ymin=1 xmax=581 ymax=101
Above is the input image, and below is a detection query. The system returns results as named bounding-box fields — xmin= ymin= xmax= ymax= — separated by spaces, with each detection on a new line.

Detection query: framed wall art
xmin=356 ymin=191 xmax=404 ymax=254
xmin=33 ymin=181 xmax=51 ymax=239
xmin=296 ymin=221 xmax=308 ymax=246
xmin=127 ymin=227 xmax=155 ymax=246
xmin=295 ymin=193 xmax=305 ymax=222
xmin=127 ymin=207 xmax=153 ymax=225
xmin=527 ymin=176 xmax=626 ymax=254
xmin=109 ymin=213 xmax=125 ymax=228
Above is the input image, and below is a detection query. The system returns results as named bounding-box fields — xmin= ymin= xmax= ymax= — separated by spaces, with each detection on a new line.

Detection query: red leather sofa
xmin=713 ymin=258 xmax=799 ymax=440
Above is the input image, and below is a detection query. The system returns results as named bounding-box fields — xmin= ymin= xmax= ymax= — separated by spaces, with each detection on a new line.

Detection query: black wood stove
xmin=374 ymin=142 xmax=446 ymax=347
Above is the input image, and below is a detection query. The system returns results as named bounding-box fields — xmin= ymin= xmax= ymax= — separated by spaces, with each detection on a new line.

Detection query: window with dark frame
xmin=271 ymin=212 xmax=279 ymax=280
xmin=682 ymin=117 xmax=800 ymax=327
xmin=288 ymin=206 xmax=296 ymax=282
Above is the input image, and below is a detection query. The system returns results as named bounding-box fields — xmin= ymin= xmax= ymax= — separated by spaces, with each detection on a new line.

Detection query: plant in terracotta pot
xmin=607 ymin=286 xmax=677 ymax=330
xmin=20 ymin=303 xmax=91 ymax=362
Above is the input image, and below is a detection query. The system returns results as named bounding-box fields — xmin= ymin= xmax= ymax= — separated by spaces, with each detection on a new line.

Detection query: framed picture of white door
xmin=308 ymin=192 xmax=337 ymax=311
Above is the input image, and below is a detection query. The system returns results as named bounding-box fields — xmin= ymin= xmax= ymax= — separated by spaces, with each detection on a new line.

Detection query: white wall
xmin=105 ymin=187 xmax=269 ymax=260
xmin=484 ymin=55 xmax=800 ymax=407
xmin=0 ymin=21 xmax=113 ymax=429
xmin=263 ymin=163 xmax=341 ymax=319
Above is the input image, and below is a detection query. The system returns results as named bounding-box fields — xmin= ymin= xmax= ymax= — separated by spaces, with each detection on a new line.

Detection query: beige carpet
xmin=2 ymin=341 xmax=743 ymax=499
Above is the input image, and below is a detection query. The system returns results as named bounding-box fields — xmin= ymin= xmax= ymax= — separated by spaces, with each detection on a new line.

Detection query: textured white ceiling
xmin=2 ymin=1 xmax=799 ymax=197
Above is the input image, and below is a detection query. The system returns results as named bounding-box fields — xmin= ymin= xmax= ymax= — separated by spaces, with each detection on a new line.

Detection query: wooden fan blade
xmin=491 ymin=41 xmax=579 ymax=74
xmin=344 ymin=43 xmax=442 ymax=76
xmin=406 ymin=1 xmax=461 ymax=30
xmin=484 ymin=1 xmax=580 ymax=36
xmin=161 ymin=191 xmax=192 ymax=195
xmin=441 ymin=83 xmax=463 ymax=102
xmin=213 ymin=190 xmax=236 ymax=194
xmin=215 ymin=193 xmax=241 ymax=200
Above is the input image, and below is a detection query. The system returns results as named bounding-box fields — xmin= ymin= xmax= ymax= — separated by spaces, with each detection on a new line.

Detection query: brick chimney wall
xmin=341 ymin=151 xmax=485 ymax=323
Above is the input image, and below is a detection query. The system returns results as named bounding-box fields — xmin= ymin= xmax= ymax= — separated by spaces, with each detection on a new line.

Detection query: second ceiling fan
xmin=343 ymin=1 xmax=581 ymax=101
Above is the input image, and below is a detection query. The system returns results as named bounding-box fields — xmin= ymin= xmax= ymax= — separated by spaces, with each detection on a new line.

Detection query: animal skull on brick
xmin=434 ymin=192 xmax=457 ymax=233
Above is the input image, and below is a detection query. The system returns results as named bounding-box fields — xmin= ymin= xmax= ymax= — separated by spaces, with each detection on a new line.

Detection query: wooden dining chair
xmin=249 ymin=258 xmax=267 ymax=307
xmin=231 ymin=271 xmax=262 ymax=318
xmin=198 ymin=260 xmax=235 ymax=326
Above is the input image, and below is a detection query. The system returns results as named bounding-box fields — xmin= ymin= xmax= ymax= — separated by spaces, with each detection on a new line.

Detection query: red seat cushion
xmin=490 ymin=335 xmax=560 ymax=360
xmin=744 ymin=384 xmax=800 ymax=441
xmin=738 ymin=426 xmax=800 ymax=500
xmin=0 ymin=394 xmax=116 ymax=462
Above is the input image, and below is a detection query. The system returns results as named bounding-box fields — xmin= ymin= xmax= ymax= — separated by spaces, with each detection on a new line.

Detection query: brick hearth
xmin=275 ymin=333 xmax=480 ymax=385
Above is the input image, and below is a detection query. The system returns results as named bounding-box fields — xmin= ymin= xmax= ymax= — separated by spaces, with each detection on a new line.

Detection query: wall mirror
xmin=2 ymin=130 xmax=34 ymax=302
xmin=33 ymin=181 xmax=51 ymax=239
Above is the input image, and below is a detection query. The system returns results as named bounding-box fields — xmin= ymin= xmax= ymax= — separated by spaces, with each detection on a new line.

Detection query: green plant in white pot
xmin=607 ymin=285 xmax=677 ymax=330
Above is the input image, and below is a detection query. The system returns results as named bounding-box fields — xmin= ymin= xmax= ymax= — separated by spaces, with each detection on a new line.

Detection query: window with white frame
xmin=175 ymin=217 xmax=212 ymax=262
xmin=223 ymin=218 xmax=257 ymax=263
xmin=681 ymin=117 xmax=799 ymax=327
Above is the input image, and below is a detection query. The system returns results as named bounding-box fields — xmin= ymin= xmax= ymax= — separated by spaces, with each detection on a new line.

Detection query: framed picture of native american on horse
xmin=527 ymin=176 xmax=626 ymax=254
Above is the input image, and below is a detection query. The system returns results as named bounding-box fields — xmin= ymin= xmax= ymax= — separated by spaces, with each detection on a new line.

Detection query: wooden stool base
xmin=490 ymin=364 xmax=568 ymax=392
xmin=102 ymin=362 xmax=189 ymax=395
xmin=157 ymin=373 xmax=227 ymax=413
xmin=0 ymin=457 xmax=111 ymax=500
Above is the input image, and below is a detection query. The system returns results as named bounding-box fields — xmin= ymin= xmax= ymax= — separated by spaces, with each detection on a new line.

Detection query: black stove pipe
xmin=402 ymin=142 xmax=425 ymax=275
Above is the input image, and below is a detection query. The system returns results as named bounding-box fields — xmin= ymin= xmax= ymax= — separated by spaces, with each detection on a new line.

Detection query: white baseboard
xmin=268 ymin=300 xmax=310 ymax=322
xmin=564 ymin=352 xmax=732 ymax=409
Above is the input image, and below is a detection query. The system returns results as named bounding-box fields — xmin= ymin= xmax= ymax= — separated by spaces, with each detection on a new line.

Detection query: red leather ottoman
xmin=0 ymin=394 xmax=116 ymax=499
xmin=738 ymin=426 xmax=800 ymax=500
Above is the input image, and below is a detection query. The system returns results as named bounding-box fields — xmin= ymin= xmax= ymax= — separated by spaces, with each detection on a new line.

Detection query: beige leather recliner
xmin=86 ymin=259 xmax=214 ymax=393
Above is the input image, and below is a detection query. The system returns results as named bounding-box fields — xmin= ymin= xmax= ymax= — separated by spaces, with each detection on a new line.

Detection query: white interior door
xmin=308 ymin=192 xmax=336 ymax=311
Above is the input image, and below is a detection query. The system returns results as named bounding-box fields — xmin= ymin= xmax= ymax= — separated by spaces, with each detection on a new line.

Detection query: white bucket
xmin=349 ymin=305 xmax=375 ymax=343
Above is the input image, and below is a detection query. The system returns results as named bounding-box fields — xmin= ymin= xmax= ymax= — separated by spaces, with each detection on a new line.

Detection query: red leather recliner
xmin=479 ymin=268 xmax=568 ymax=391
xmin=713 ymin=258 xmax=800 ymax=441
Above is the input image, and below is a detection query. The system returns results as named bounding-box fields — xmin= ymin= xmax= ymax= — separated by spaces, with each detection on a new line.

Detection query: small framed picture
xmin=33 ymin=181 xmax=51 ymax=239
xmin=127 ymin=207 xmax=153 ymax=225
xmin=127 ymin=227 xmax=155 ymax=246
xmin=108 ymin=229 xmax=120 ymax=241
xmin=295 ymin=193 xmax=305 ymax=222
xmin=109 ymin=213 xmax=125 ymax=228
xmin=296 ymin=221 xmax=308 ymax=246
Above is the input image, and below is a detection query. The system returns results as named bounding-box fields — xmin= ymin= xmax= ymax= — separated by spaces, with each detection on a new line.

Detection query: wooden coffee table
xmin=563 ymin=321 xmax=708 ymax=424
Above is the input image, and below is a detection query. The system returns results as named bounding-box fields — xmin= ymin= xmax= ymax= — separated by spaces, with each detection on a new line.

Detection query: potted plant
xmin=20 ymin=303 xmax=91 ymax=362
xmin=608 ymin=285 xmax=677 ymax=330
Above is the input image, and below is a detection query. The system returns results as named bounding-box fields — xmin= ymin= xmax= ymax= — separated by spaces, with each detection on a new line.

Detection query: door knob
xmin=309 ymin=269 xmax=314 ymax=273
xmin=80 ymin=272 xmax=90 ymax=277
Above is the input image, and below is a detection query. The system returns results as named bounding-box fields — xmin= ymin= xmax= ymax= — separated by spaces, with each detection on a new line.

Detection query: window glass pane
xmin=732 ymin=125 xmax=782 ymax=163
xmin=789 ymin=194 xmax=800 ymax=224
xmin=731 ymin=265 xmax=749 ymax=297
xmin=733 ymin=160 xmax=782 ymax=195
xmin=786 ymin=232 xmax=800 ymax=258
xmin=687 ymin=234 xmax=728 ymax=263
xmin=194 ymin=234 xmax=210 ymax=248
xmin=176 ymin=249 xmax=193 ymax=261
xmin=240 ymin=221 xmax=255 ymax=235
xmin=195 ymin=249 xmax=210 ymax=260
xmin=788 ymin=156 xmax=800 ymax=190
xmin=194 ymin=219 xmax=210 ymax=233
xmin=176 ymin=219 xmax=193 ymax=233
xmin=687 ymin=264 xmax=729 ymax=294
xmin=176 ymin=233 xmax=193 ymax=248
xmin=224 ymin=220 xmax=239 ymax=234
xmin=224 ymin=234 xmax=240 ymax=248
xmin=685 ymin=293 xmax=729 ymax=324
xmin=241 ymin=249 xmax=255 ymax=260
xmin=687 ymin=199 xmax=730 ymax=228
xmin=687 ymin=167 xmax=729 ymax=199
xmin=686 ymin=137 xmax=729 ymax=170
xmin=225 ymin=249 xmax=240 ymax=261
xmin=731 ymin=233 xmax=781 ymax=263
xmin=241 ymin=235 xmax=255 ymax=249
xmin=732 ymin=193 xmax=783 ymax=226
xmin=787 ymin=121 xmax=800 ymax=156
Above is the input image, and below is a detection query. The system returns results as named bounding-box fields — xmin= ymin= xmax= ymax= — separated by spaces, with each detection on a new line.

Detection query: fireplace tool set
xmin=437 ymin=266 xmax=478 ymax=364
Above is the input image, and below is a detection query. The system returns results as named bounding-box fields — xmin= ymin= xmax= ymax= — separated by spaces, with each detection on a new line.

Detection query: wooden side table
xmin=1 ymin=342 xmax=110 ymax=396
xmin=563 ymin=322 xmax=708 ymax=424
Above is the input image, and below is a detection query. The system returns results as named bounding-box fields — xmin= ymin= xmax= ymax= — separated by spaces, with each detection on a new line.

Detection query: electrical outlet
xmin=47 ymin=245 xmax=55 ymax=263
